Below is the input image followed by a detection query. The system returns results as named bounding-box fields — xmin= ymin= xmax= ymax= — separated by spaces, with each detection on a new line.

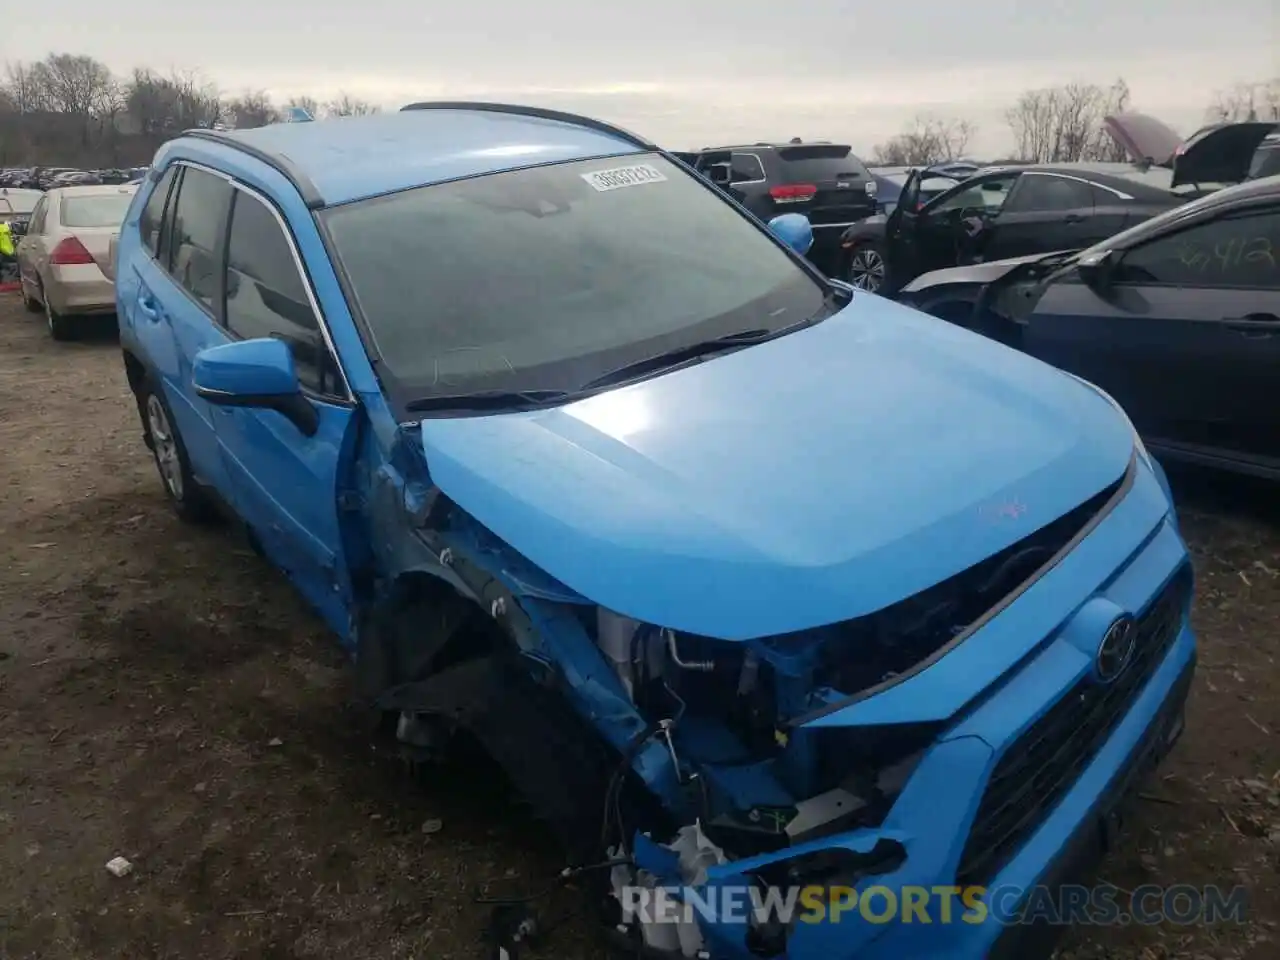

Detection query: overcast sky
xmin=6 ymin=2 xmax=1277 ymax=154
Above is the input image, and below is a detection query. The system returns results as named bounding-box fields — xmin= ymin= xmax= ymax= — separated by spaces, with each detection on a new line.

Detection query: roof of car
xmin=47 ymin=183 xmax=138 ymax=197
xmin=972 ymin=162 xmax=1180 ymax=201
xmin=697 ymin=142 xmax=852 ymax=153
xmin=188 ymin=105 xmax=654 ymax=207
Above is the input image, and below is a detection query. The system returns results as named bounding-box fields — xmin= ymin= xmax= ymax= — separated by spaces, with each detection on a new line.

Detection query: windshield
xmin=0 ymin=191 xmax=39 ymax=215
xmin=322 ymin=152 xmax=825 ymax=403
xmin=60 ymin=193 xmax=134 ymax=227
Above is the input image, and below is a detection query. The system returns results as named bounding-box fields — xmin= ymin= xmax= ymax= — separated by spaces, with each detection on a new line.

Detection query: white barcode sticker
xmin=581 ymin=163 xmax=668 ymax=192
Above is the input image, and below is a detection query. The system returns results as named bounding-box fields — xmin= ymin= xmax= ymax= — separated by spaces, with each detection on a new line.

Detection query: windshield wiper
xmin=577 ymin=328 xmax=776 ymax=392
xmin=405 ymin=388 xmax=575 ymax=412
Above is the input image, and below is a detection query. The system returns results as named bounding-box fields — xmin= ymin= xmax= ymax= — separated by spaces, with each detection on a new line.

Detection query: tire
xmin=43 ymin=288 xmax=75 ymax=341
xmin=846 ymin=242 xmax=888 ymax=293
xmin=137 ymin=379 xmax=217 ymax=523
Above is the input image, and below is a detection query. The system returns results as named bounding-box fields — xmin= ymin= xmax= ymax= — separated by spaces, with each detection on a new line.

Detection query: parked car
xmin=0 ymin=186 xmax=42 ymax=222
xmin=13 ymin=183 xmax=137 ymax=339
xmin=115 ymin=103 xmax=1193 ymax=960
xmin=672 ymin=141 xmax=878 ymax=271
xmin=900 ymin=174 xmax=1280 ymax=480
xmin=839 ymin=163 xmax=1192 ymax=293
xmin=1104 ymin=113 xmax=1278 ymax=188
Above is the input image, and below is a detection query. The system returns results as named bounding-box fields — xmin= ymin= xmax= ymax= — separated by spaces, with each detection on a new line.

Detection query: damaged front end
xmin=355 ymin=415 xmax=1146 ymax=960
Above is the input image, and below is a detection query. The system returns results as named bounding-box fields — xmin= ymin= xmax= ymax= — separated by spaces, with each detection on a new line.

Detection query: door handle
xmin=137 ymin=295 xmax=160 ymax=322
xmin=1062 ymin=214 xmax=1085 ymax=224
xmin=1222 ymin=313 xmax=1280 ymax=338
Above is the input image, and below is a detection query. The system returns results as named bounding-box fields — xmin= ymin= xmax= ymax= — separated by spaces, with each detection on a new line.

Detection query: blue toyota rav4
xmin=115 ymin=103 xmax=1195 ymax=959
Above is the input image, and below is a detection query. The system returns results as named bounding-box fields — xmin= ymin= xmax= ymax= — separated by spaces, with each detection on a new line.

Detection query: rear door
xmin=123 ymin=163 xmax=235 ymax=495
xmin=14 ymin=195 xmax=49 ymax=288
xmin=983 ymin=173 xmax=1099 ymax=260
xmin=1024 ymin=199 xmax=1280 ymax=468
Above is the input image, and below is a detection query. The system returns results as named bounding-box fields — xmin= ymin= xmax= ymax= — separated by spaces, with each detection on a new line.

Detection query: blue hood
xmin=419 ymin=297 xmax=1134 ymax=640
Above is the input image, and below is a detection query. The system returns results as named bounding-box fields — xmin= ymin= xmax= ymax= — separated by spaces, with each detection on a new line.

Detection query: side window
xmin=168 ymin=166 xmax=232 ymax=311
xmin=223 ymin=190 xmax=336 ymax=395
xmin=932 ymin=174 xmax=1020 ymax=214
xmin=730 ymin=153 xmax=765 ymax=183
xmin=1115 ymin=208 xmax=1280 ymax=289
xmin=139 ymin=166 xmax=178 ymax=256
xmin=1005 ymin=175 xmax=1094 ymax=213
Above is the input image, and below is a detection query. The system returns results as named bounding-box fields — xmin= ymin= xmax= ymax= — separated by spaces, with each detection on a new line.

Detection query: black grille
xmin=956 ymin=565 xmax=1192 ymax=887
xmin=810 ymin=469 xmax=1127 ymax=701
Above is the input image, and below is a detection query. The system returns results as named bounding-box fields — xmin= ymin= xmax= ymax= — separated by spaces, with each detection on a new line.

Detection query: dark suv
xmin=675 ymin=141 xmax=877 ymax=270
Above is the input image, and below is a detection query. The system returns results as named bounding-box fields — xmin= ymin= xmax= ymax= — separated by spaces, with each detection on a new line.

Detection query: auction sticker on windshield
xmin=581 ymin=164 xmax=668 ymax=192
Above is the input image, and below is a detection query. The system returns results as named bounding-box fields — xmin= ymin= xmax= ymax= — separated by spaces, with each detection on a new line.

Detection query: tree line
xmin=2 ymin=53 xmax=1278 ymax=170
xmin=0 ymin=54 xmax=379 ymax=168
xmin=869 ymin=75 xmax=1279 ymax=167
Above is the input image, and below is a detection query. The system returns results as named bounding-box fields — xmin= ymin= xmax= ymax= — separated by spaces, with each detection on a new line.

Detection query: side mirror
xmin=8 ymin=218 xmax=29 ymax=237
xmin=1076 ymin=249 xmax=1114 ymax=292
xmin=192 ymin=337 xmax=318 ymax=436
xmin=767 ymin=213 xmax=814 ymax=256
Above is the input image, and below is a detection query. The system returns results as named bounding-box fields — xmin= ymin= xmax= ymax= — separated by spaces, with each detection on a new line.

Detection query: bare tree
xmin=1005 ymin=79 xmax=1132 ymax=163
xmin=3 ymin=61 xmax=50 ymax=113
xmin=327 ymin=92 xmax=379 ymax=117
xmin=870 ymin=115 xmax=976 ymax=166
xmin=125 ymin=69 xmax=223 ymax=136
xmin=225 ymin=90 xmax=279 ymax=129
xmin=1206 ymin=78 xmax=1280 ymax=122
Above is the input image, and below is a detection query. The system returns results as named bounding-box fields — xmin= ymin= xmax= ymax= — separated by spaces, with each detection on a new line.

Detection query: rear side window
xmin=139 ymin=166 xmax=178 ymax=257
xmin=61 ymin=193 xmax=134 ymax=228
xmin=730 ymin=153 xmax=765 ymax=183
xmin=1250 ymin=144 xmax=1280 ymax=180
xmin=775 ymin=145 xmax=869 ymax=182
xmin=1006 ymin=175 xmax=1094 ymax=212
xmin=223 ymin=190 xmax=334 ymax=395
xmin=168 ymin=167 xmax=232 ymax=310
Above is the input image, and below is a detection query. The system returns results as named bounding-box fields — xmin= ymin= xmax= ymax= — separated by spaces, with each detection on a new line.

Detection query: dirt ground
xmin=0 ymin=293 xmax=1277 ymax=960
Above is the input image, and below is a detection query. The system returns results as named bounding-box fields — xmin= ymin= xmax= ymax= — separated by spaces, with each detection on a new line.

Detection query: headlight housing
xmin=1063 ymin=372 xmax=1153 ymax=470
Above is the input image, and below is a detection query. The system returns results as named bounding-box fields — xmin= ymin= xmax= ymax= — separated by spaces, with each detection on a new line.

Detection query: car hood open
xmin=418 ymin=297 xmax=1134 ymax=640
xmin=1103 ymin=113 xmax=1277 ymax=187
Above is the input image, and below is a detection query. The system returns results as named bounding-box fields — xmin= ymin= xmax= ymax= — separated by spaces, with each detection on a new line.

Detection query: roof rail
xmin=399 ymin=101 xmax=656 ymax=150
xmin=179 ymin=128 xmax=326 ymax=209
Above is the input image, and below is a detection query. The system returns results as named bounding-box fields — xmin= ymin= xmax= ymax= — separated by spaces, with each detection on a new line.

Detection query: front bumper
xmin=678 ymin=465 xmax=1196 ymax=960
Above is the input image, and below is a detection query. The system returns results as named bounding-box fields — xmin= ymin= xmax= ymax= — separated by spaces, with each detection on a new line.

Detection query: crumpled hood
xmin=419 ymin=297 xmax=1134 ymax=639
xmin=900 ymin=251 xmax=1070 ymax=294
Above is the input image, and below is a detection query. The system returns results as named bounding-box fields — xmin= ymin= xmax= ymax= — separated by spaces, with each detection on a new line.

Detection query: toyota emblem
xmin=1096 ymin=614 xmax=1137 ymax=682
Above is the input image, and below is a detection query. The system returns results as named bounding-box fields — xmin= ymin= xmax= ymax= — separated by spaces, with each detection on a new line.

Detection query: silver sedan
xmin=15 ymin=183 xmax=137 ymax=340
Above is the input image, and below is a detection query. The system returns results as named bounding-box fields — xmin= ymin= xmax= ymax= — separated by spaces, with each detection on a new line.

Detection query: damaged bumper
xmin=611 ymin=472 xmax=1195 ymax=959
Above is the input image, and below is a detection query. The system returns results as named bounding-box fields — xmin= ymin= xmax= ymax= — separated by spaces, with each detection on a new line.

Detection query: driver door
xmin=887 ymin=172 xmax=1021 ymax=288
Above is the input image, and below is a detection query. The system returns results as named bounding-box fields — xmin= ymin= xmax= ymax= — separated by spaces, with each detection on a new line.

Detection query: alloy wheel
xmin=145 ymin=394 xmax=185 ymax=501
xmin=848 ymin=248 xmax=886 ymax=292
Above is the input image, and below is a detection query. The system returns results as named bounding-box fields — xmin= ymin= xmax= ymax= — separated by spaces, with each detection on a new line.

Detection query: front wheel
xmin=846 ymin=243 xmax=888 ymax=293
